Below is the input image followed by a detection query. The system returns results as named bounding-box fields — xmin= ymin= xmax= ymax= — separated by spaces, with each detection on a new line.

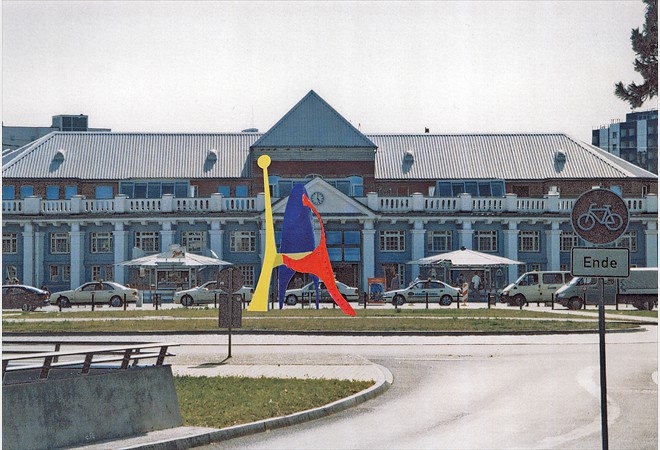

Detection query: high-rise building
xmin=592 ymin=110 xmax=658 ymax=174
xmin=2 ymin=114 xmax=110 ymax=151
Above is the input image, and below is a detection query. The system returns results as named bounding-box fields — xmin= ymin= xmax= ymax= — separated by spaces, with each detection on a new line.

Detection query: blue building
xmin=2 ymin=91 xmax=658 ymax=297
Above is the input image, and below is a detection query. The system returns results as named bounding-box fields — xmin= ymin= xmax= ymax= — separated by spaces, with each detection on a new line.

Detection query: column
xmin=361 ymin=221 xmax=376 ymax=292
xmin=645 ymin=222 xmax=658 ymax=267
xmin=69 ymin=223 xmax=85 ymax=289
xmin=503 ymin=222 xmax=519 ymax=284
xmin=34 ymin=230 xmax=45 ymax=289
xmin=22 ymin=223 xmax=34 ymax=286
xmin=457 ymin=221 xmax=473 ymax=250
xmin=545 ymin=222 xmax=561 ymax=271
xmin=113 ymin=222 xmax=129 ymax=285
xmin=160 ymin=221 xmax=175 ymax=252
xmin=209 ymin=221 xmax=224 ymax=259
xmin=410 ymin=221 xmax=425 ymax=280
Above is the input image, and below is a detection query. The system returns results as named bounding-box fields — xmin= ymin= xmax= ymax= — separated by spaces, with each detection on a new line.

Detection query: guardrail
xmin=2 ymin=342 xmax=178 ymax=381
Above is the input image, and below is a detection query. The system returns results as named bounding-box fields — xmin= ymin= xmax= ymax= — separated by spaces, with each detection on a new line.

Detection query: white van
xmin=500 ymin=271 xmax=573 ymax=306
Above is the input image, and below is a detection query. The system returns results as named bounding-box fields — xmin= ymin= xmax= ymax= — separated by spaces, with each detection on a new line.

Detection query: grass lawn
xmin=174 ymin=375 xmax=373 ymax=429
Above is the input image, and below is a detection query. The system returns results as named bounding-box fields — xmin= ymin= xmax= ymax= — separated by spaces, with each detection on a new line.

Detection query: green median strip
xmin=174 ymin=376 xmax=373 ymax=429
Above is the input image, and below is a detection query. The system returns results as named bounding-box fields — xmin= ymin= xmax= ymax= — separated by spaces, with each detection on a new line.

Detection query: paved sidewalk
xmin=71 ymin=353 xmax=393 ymax=450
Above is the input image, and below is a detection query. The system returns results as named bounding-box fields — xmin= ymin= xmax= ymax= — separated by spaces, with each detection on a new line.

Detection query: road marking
xmin=535 ymin=366 xmax=620 ymax=448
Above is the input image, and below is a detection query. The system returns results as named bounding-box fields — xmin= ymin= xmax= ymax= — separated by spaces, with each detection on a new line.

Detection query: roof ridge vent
xmin=555 ymin=149 xmax=566 ymax=163
xmin=53 ymin=149 xmax=66 ymax=161
xmin=207 ymin=149 xmax=218 ymax=161
xmin=404 ymin=149 xmax=415 ymax=162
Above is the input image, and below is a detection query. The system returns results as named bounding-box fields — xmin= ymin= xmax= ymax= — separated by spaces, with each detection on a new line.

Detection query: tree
xmin=614 ymin=0 xmax=657 ymax=109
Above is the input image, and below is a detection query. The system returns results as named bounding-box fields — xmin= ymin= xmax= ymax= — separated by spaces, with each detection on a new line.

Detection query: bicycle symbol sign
xmin=571 ymin=189 xmax=629 ymax=245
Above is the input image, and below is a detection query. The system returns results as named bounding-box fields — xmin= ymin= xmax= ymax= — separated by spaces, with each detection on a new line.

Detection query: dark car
xmin=2 ymin=285 xmax=50 ymax=311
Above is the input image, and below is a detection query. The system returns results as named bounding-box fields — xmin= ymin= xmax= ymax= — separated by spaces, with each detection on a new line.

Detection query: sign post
xmin=570 ymin=188 xmax=630 ymax=450
xmin=218 ymin=267 xmax=244 ymax=358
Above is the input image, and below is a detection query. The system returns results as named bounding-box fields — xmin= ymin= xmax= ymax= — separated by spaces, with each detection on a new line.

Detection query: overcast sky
xmin=2 ymin=1 xmax=657 ymax=143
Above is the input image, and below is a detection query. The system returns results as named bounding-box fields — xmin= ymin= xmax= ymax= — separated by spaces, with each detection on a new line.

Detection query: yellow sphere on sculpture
xmin=258 ymin=155 xmax=271 ymax=169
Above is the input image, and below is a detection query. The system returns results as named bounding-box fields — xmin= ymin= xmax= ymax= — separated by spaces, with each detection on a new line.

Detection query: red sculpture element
xmin=281 ymin=194 xmax=357 ymax=316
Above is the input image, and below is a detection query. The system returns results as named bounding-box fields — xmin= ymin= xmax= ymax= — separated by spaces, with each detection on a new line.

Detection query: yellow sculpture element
xmin=247 ymin=155 xmax=311 ymax=311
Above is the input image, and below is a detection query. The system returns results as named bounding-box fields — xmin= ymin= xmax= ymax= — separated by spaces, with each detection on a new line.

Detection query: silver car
xmin=173 ymin=281 xmax=254 ymax=306
xmin=49 ymin=281 xmax=139 ymax=308
xmin=383 ymin=280 xmax=459 ymax=306
xmin=284 ymin=281 xmax=360 ymax=306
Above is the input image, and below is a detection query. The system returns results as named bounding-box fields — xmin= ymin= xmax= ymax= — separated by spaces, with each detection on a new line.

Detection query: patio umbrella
xmin=408 ymin=247 xmax=523 ymax=267
xmin=117 ymin=249 xmax=232 ymax=267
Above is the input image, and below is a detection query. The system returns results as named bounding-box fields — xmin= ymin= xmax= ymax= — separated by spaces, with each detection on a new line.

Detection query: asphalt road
xmin=186 ymin=328 xmax=658 ymax=450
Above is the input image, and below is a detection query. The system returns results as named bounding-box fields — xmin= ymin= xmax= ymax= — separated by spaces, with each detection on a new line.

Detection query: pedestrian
xmin=471 ymin=272 xmax=482 ymax=302
xmin=457 ymin=273 xmax=465 ymax=288
xmin=414 ymin=274 xmax=421 ymax=284
xmin=390 ymin=273 xmax=400 ymax=290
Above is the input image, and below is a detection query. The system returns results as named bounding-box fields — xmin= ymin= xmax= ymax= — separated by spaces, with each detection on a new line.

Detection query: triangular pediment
xmin=251 ymin=90 xmax=376 ymax=149
xmin=271 ymin=178 xmax=375 ymax=218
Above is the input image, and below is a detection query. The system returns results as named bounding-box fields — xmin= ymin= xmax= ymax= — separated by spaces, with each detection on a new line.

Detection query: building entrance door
xmin=334 ymin=263 xmax=359 ymax=289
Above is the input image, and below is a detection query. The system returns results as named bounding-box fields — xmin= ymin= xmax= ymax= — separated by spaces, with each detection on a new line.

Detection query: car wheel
xmin=440 ymin=295 xmax=453 ymax=306
xmin=181 ymin=295 xmax=194 ymax=307
xmin=513 ymin=294 xmax=526 ymax=307
xmin=568 ymin=297 xmax=583 ymax=310
xmin=58 ymin=296 xmax=70 ymax=308
xmin=393 ymin=294 xmax=405 ymax=306
xmin=286 ymin=295 xmax=298 ymax=306
xmin=110 ymin=296 xmax=123 ymax=307
xmin=21 ymin=303 xmax=30 ymax=312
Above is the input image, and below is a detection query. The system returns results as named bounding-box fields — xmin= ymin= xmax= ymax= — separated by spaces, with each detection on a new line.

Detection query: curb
xmin=82 ymin=363 xmax=393 ymax=450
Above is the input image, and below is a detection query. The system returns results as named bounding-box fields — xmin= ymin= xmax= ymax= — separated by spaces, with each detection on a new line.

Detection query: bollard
xmin=583 ymin=292 xmax=587 ymax=310
xmin=124 ymin=293 xmax=127 ymax=311
xmin=456 ymin=292 xmax=460 ymax=310
xmin=243 ymin=293 xmax=247 ymax=310
xmin=270 ymin=292 xmax=274 ymax=310
xmin=363 ymin=292 xmax=367 ymax=309
xmin=91 ymin=292 xmax=95 ymax=311
xmin=487 ymin=293 xmax=491 ymax=309
xmin=551 ymin=293 xmax=554 ymax=310
xmin=425 ymin=292 xmax=429 ymax=309
xmin=214 ymin=292 xmax=217 ymax=309
xmin=519 ymin=296 xmax=523 ymax=311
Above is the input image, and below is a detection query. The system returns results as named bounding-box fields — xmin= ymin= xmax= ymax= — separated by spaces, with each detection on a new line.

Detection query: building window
xmin=46 ymin=186 xmax=59 ymax=200
xmin=528 ymin=263 xmax=542 ymax=272
xmin=120 ymin=181 xmax=189 ymax=199
xmin=518 ymin=230 xmax=540 ymax=252
xmin=428 ymin=230 xmax=452 ymax=252
xmin=182 ymin=231 xmax=207 ymax=253
xmin=96 ymin=186 xmax=114 ymax=199
xmin=50 ymin=232 xmax=70 ymax=254
xmin=237 ymin=265 xmax=255 ymax=287
xmin=3 ymin=233 xmax=18 ymax=254
xmin=65 ymin=186 xmax=77 ymax=199
xmin=560 ymin=231 xmax=579 ymax=252
xmin=230 ymin=231 xmax=256 ymax=252
xmin=49 ymin=265 xmax=59 ymax=282
xmin=20 ymin=186 xmax=33 ymax=199
xmin=62 ymin=265 xmax=70 ymax=281
xmin=91 ymin=232 xmax=113 ymax=253
xmin=235 ymin=186 xmax=248 ymax=197
xmin=218 ymin=186 xmax=231 ymax=196
xmin=474 ymin=230 xmax=497 ymax=252
xmin=326 ymin=230 xmax=361 ymax=262
xmin=92 ymin=266 xmax=102 ymax=281
xmin=2 ymin=186 xmax=15 ymax=200
xmin=560 ymin=264 xmax=569 ymax=271
xmin=436 ymin=180 xmax=505 ymax=197
xmin=135 ymin=232 xmax=159 ymax=253
xmin=5 ymin=265 xmax=17 ymax=281
xmin=380 ymin=230 xmax=405 ymax=252
xmin=616 ymin=231 xmax=637 ymax=252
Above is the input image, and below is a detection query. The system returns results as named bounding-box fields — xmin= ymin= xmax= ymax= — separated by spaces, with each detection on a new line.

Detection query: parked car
xmin=284 ymin=281 xmax=360 ymax=306
xmin=49 ymin=281 xmax=139 ymax=308
xmin=499 ymin=271 xmax=573 ymax=306
xmin=2 ymin=285 xmax=50 ymax=311
xmin=173 ymin=281 xmax=254 ymax=306
xmin=383 ymin=279 xmax=460 ymax=306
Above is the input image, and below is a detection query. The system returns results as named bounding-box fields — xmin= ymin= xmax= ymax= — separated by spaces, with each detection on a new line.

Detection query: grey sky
xmin=2 ymin=1 xmax=657 ymax=143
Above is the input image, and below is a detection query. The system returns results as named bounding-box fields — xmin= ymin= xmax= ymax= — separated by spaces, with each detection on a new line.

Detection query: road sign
xmin=571 ymin=247 xmax=630 ymax=278
xmin=571 ymin=189 xmax=629 ymax=245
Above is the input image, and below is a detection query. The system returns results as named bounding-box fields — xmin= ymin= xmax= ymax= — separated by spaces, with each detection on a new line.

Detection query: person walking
xmin=471 ymin=272 xmax=482 ymax=302
xmin=390 ymin=273 xmax=400 ymax=290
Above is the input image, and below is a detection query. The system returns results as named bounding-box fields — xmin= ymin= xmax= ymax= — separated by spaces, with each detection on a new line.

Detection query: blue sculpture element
xmin=278 ymin=184 xmax=319 ymax=308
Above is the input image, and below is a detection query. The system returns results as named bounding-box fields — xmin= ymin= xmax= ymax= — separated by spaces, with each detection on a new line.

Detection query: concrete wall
xmin=2 ymin=365 xmax=182 ymax=450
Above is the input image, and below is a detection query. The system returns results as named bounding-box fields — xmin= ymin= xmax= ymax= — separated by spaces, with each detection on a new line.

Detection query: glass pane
xmin=436 ymin=182 xmax=452 ymax=197
xmin=451 ymin=182 xmax=464 ymax=196
xmin=120 ymin=183 xmax=133 ymax=197
xmin=46 ymin=186 xmax=59 ymax=200
xmin=326 ymin=231 xmax=342 ymax=245
xmin=465 ymin=182 xmax=479 ymax=196
xmin=335 ymin=181 xmax=351 ymax=195
xmin=327 ymin=247 xmax=342 ymax=261
xmin=147 ymin=183 xmax=161 ymax=198
xmin=218 ymin=186 xmax=230 ymax=196
xmin=279 ymin=181 xmax=293 ymax=198
xmin=20 ymin=186 xmax=33 ymax=199
xmin=175 ymin=182 xmax=188 ymax=198
xmin=353 ymin=185 xmax=363 ymax=197
xmin=344 ymin=248 xmax=361 ymax=261
xmin=491 ymin=181 xmax=505 ymax=197
xmin=235 ymin=186 xmax=248 ymax=197
xmin=478 ymin=182 xmax=491 ymax=197
xmin=162 ymin=183 xmax=175 ymax=195
xmin=134 ymin=183 xmax=147 ymax=198
xmin=65 ymin=186 xmax=77 ymax=199
xmin=95 ymin=186 xmax=113 ymax=199
xmin=344 ymin=231 xmax=361 ymax=245
xmin=3 ymin=186 xmax=15 ymax=200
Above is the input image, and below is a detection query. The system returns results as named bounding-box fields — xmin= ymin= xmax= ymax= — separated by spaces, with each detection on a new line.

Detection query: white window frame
xmin=182 ymin=231 xmax=207 ymax=253
xmin=49 ymin=265 xmax=59 ymax=282
xmin=62 ymin=265 xmax=70 ymax=281
xmin=3 ymin=233 xmax=18 ymax=254
xmin=560 ymin=231 xmax=579 ymax=252
xmin=474 ymin=230 xmax=497 ymax=253
xmin=5 ymin=265 xmax=17 ymax=279
xmin=230 ymin=231 xmax=256 ymax=252
xmin=380 ymin=230 xmax=405 ymax=252
xmin=135 ymin=231 xmax=159 ymax=254
xmin=518 ymin=230 xmax=540 ymax=252
xmin=92 ymin=265 xmax=102 ymax=281
xmin=50 ymin=232 xmax=70 ymax=254
xmin=428 ymin=230 xmax=452 ymax=252
xmin=616 ymin=231 xmax=637 ymax=252
xmin=237 ymin=265 xmax=255 ymax=287
xmin=91 ymin=232 xmax=113 ymax=253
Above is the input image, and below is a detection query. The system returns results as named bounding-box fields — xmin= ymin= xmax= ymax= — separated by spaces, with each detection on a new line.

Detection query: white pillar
xmin=160 ymin=222 xmax=175 ymax=251
xmin=34 ymin=231 xmax=45 ymax=289
xmin=458 ymin=221 xmax=473 ymax=250
xmin=209 ymin=222 xmax=224 ymax=259
xmin=113 ymin=223 xmax=129 ymax=285
xmin=22 ymin=223 xmax=34 ymax=286
xmin=69 ymin=223 xmax=84 ymax=289
xmin=503 ymin=222 xmax=519 ymax=283
xmin=645 ymin=222 xmax=658 ymax=267
xmin=410 ymin=221 xmax=425 ymax=280
xmin=545 ymin=223 xmax=561 ymax=271
xmin=361 ymin=221 xmax=376 ymax=292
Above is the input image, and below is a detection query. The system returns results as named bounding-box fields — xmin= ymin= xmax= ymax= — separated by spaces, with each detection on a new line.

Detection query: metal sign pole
xmin=228 ymin=294 xmax=232 ymax=359
xmin=598 ymin=277 xmax=609 ymax=450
